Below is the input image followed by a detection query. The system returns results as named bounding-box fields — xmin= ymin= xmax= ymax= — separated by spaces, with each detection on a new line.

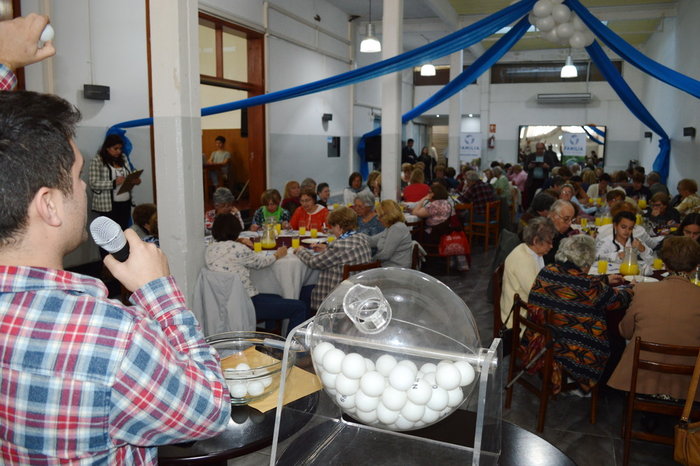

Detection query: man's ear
xmin=31 ymin=187 xmax=63 ymax=227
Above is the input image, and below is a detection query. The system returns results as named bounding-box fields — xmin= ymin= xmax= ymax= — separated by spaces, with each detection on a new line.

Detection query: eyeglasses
xmin=555 ymin=213 xmax=573 ymax=223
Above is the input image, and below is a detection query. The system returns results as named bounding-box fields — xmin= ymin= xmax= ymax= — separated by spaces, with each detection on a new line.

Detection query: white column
xmin=380 ymin=0 xmax=403 ymax=201
xmin=448 ymin=50 xmax=463 ymax=168
xmin=149 ymin=0 xmax=203 ymax=302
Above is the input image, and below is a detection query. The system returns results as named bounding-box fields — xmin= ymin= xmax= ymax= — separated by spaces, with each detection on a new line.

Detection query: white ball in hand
xmin=38 ymin=24 xmax=54 ymax=48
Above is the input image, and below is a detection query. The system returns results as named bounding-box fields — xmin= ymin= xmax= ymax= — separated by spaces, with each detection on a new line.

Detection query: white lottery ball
xmin=325 ymin=387 xmax=337 ymax=397
xmin=381 ymin=386 xmax=408 ymax=411
xmin=407 ymin=379 xmax=432 ymax=405
xmin=394 ymin=415 xmax=415 ymax=431
xmin=335 ymin=373 xmax=360 ymax=396
xmin=356 ymin=408 xmax=379 ymax=424
xmin=401 ymin=400 xmax=425 ymax=422
xmin=341 ymin=353 xmax=367 ymax=379
xmin=360 ymin=371 xmax=386 ymax=397
xmin=247 ymin=381 xmax=265 ymax=397
xmin=389 ymin=364 xmax=416 ymax=391
xmin=235 ymin=363 xmax=251 ymax=371
xmin=414 ymin=420 xmax=426 ymax=428
xmin=447 ymin=387 xmax=464 ymax=408
xmin=261 ymin=376 xmax=273 ymax=388
xmin=355 ymin=390 xmax=380 ymax=412
xmin=421 ymin=406 xmax=441 ymax=424
xmin=436 ymin=362 xmax=461 ymax=391
xmin=227 ymin=381 xmax=247 ymax=398
xmin=336 ymin=392 xmax=356 ymax=410
xmin=312 ymin=341 xmax=335 ymax=364
xmin=376 ymin=402 xmax=400 ymax=424
xmin=422 ymin=372 xmax=437 ymax=387
xmin=320 ymin=371 xmax=337 ymax=389
xmin=40 ymin=24 xmax=54 ymax=42
xmin=397 ymin=359 xmax=418 ymax=373
xmin=375 ymin=354 xmax=397 ymax=376
xmin=364 ymin=358 xmax=376 ymax=372
xmin=427 ymin=386 xmax=449 ymax=411
xmin=322 ymin=348 xmax=346 ymax=374
xmin=454 ymin=361 xmax=476 ymax=387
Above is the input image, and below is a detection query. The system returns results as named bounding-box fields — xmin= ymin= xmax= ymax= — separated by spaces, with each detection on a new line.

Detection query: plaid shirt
xmin=459 ymin=180 xmax=497 ymax=216
xmin=296 ymin=232 xmax=371 ymax=309
xmin=0 ymin=266 xmax=230 ymax=464
xmin=0 ymin=64 xmax=17 ymax=90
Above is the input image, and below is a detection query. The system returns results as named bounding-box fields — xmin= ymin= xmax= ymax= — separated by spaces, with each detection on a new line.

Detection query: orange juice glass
xmin=299 ymin=226 xmax=307 ymax=236
xmin=310 ymin=228 xmax=318 ymax=238
xmin=597 ymin=260 xmax=608 ymax=274
xmin=327 ymin=235 xmax=336 ymax=243
xmin=653 ymin=257 xmax=664 ymax=270
xmin=291 ymin=237 xmax=300 ymax=249
xmin=253 ymin=241 xmax=262 ymax=252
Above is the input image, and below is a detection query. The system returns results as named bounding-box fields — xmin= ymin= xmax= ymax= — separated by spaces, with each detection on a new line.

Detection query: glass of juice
xmin=327 ymin=235 xmax=336 ymax=243
xmin=291 ymin=236 xmax=300 ymax=249
xmin=275 ymin=223 xmax=282 ymax=234
xmin=299 ymin=226 xmax=307 ymax=236
xmin=310 ymin=228 xmax=318 ymax=238
xmin=597 ymin=260 xmax=608 ymax=274
xmin=253 ymin=238 xmax=262 ymax=252
xmin=653 ymin=257 xmax=664 ymax=270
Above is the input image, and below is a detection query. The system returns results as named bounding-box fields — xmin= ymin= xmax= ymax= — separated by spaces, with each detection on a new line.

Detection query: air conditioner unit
xmin=536 ymin=93 xmax=592 ymax=104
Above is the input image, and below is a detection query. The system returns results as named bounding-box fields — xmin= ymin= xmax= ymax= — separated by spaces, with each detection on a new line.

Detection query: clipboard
xmin=117 ymin=169 xmax=144 ymax=195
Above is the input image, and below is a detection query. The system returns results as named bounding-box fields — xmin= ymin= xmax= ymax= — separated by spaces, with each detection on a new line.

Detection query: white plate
xmin=302 ymin=238 xmax=327 ymax=245
xmin=623 ymin=275 xmax=658 ymax=283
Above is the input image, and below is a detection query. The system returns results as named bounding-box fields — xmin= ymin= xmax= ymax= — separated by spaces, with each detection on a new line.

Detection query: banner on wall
xmin=561 ymin=132 xmax=587 ymax=165
xmin=459 ymin=132 xmax=481 ymax=163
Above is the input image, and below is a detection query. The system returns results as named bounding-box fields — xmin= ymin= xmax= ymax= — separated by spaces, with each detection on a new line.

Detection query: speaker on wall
xmin=240 ymin=108 xmax=248 ymax=138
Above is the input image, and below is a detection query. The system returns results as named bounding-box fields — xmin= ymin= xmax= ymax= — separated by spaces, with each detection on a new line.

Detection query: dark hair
xmin=260 ymin=189 xmax=281 ymax=205
xmin=430 ymin=182 xmax=449 ymax=200
xmin=300 ymin=187 xmax=317 ymax=203
xmin=99 ymin=133 xmax=126 ymax=167
xmin=612 ymin=210 xmax=636 ymax=251
xmin=599 ymin=173 xmax=612 ymax=182
xmin=407 ymin=138 xmax=414 ymax=144
xmin=348 ymin=172 xmax=362 ymax=186
xmin=632 ymin=172 xmax=645 ymax=184
xmin=317 ymin=182 xmax=329 ymax=194
xmin=132 ymin=203 xmax=157 ymax=229
xmin=215 ymin=135 xmax=226 ymax=143
xmin=0 ymin=91 xmax=81 ymax=245
xmin=660 ymin=236 xmax=700 ymax=273
xmin=211 ymin=213 xmax=242 ymax=242
xmin=328 ymin=206 xmax=357 ymax=231
xmin=679 ymin=213 xmax=700 ymax=240
xmin=529 ymin=192 xmax=556 ymax=215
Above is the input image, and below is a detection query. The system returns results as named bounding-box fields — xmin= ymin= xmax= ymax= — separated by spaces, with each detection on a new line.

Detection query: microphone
xmin=38 ymin=24 xmax=54 ymax=49
xmin=90 ymin=216 xmax=130 ymax=262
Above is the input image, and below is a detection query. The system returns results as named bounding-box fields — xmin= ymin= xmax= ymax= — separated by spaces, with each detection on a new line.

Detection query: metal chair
xmin=342 ymin=260 xmax=382 ymax=280
xmin=505 ymin=294 xmax=599 ymax=433
xmin=621 ymin=337 xmax=700 ymax=466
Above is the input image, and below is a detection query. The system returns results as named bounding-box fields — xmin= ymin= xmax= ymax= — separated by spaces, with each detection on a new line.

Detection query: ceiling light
xmin=360 ymin=0 xmax=381 ymax=53
xmin=420 ymin=63 xmax=436 ymax=76
xmin=560 ymin=55 xmax=578 ymax=78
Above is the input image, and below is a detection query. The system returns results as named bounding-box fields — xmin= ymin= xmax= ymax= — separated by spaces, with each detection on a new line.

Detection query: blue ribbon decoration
xmin=586 ymin=41 xmax=671 ymax=181
xmin=587 ymin=125 xmax=606 ymax=138
xmin=581 ymin=126 xmax=604 ymax=146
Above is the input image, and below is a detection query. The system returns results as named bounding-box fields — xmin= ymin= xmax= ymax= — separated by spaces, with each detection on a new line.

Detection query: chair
xmin=505 ymin=294 xmax=599 ymax=433
xmin=342 ymin=260 xmax=382 ymax=280
xmin=465 ymin=200 xmax=501 ymax=251
xmin=410 ymin=241 xmax=425 ymax=270
xmin=621 ymin=337 xmax=700 ymax=466
xmin=192 ymin=268 xmax=257 ymax=336
xmin=491 ymin=263 xmax=505 ymax=340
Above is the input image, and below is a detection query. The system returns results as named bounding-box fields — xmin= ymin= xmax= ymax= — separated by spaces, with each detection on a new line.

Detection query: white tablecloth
xmin=250 ymin=252 xmax=319 ymax=299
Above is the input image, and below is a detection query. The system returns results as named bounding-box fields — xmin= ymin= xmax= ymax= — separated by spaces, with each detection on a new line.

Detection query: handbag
xmin=497 ymin=303 xmax=515 ymax=357
xmin=674 ymin=349 xmax=700 ymax=466
xmin=438 ymin=230 xmax=470 ymax=256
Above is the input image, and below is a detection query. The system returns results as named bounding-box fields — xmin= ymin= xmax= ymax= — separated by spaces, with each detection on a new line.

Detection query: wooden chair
xmin=465 ymin=200 xmax=501 ymax=251
xmin=410 ymin=241 xmax=422 ymax=270
xmin=621 ymin=337 xmax=700 ymax=466
xmin=342 ymin=260 xmax=382 ymax=280
xmin=505 ymin=294 xmax=599 ymax=433
xmin=491 ymin=263 xmax=505 ymax=340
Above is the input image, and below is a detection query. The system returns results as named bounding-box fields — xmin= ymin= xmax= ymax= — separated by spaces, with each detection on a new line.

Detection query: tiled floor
xmin=226 ymin=246 xmax=677 ymax=465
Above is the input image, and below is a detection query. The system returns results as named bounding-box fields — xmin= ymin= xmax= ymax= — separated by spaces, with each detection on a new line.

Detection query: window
xmin=490 ymin=60 xmax=622 ymax=84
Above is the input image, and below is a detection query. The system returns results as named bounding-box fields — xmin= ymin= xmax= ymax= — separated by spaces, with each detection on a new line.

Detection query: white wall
xmin=638 ymin=0 xmax=700 ymax=195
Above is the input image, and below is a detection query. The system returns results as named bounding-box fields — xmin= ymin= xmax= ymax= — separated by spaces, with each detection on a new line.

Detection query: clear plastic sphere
xmin=307 ymin=268 xmax=481 ymax=431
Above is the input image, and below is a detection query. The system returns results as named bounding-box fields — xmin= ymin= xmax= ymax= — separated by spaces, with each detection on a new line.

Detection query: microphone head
xmin=90 ymin=216 xmax=126 ymax=253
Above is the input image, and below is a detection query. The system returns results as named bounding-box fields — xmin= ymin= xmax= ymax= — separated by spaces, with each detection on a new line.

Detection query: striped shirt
xmin=0 ymin=266 xmax=230 ymax=464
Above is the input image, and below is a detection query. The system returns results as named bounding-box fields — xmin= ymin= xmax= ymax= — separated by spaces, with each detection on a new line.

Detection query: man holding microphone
xmin=0 ymin=90 xmax=230 ymax=462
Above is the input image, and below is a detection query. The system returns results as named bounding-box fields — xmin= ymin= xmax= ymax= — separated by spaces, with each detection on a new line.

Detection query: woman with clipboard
xmin=89 ymin=134 xmax=142 ymax=233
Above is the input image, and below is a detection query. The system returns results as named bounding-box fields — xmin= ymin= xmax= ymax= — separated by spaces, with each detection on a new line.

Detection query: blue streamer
xmin=586 ymin=41 xmax=671 ymax=181
xmin=587 ymin=125 xmax=606 ymax=138
xmin=567 ymin=0 xmax=700 ymax=99
xmin=581 ymin=126 xmax=604 ymax=146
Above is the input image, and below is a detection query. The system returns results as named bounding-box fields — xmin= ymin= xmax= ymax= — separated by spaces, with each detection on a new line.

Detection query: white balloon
xmin=549 ymin=0 xmax=565 ymax=3
xmin=528 ymin=12 xmax=538 ymax=26
xmin=551 ymin=4 xmax=571 ymax=24
xmin=532 ymin=0 xmax=554 ymax=18
xmin=536 ymin=16 xmax=556 ymax=33
xmin=572 ymin=15 xmax=587 ymax=32
xmin=542 ymin=29 xmax=560 ymax=44
xmin=569 ymin=31 xmax=587 ymax=49
xmin=556 ymin=22 xmax=575 ymax=40
xmin=583 ymin=31 xmax=595 ymax=46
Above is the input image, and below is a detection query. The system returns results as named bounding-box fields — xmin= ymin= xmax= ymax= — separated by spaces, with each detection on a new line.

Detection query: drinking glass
xmin=299 ymin=226 xmax=307 ymax=236
xmin=597 ymin=260 xmax=608 ymax=274
xmin=291 ymin=236 xmax=300 ymax=249
xmin=653 ymin=257 xmax=664 ymax=270
xmin=253 ymin=239 xmax=262 ymax=252
xmin=311 ymin=228 xmax=318 ymax=238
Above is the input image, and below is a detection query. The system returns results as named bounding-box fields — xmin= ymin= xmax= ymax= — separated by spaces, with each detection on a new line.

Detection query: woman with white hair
xmin=519 ymin=235 xmax=632 ymax=394
xmin=500 ymin=217 xmax=557 ymax=329
xmin=353 ymin=191 xmax=384 ymax=236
